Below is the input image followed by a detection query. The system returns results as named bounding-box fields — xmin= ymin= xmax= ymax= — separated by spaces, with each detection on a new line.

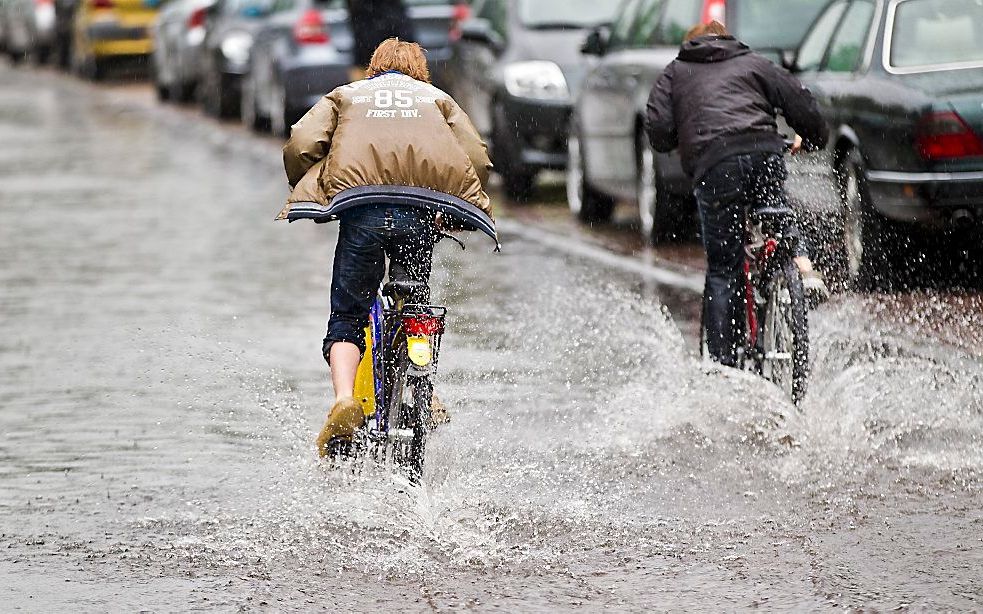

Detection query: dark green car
xmin=787 ymin=0 xmax=983 ymax=288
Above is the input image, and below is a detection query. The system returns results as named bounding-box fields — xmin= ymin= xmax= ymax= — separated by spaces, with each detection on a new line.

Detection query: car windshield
xmin=890 ymin=0 xmax=983 ymax=69
xmin=730 ymin=0 xmax=828 ymax=51
xmin=517 ymin=0 xmax=622 ymax=29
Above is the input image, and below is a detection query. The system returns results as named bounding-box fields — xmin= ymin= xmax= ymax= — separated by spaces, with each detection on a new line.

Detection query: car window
xmin=270 ymin=0 xmax=294 ymax=12
xmin=633 ymin=0 xmax=664 ymax=46
xmin=477 ymin=0 xmax=508 ymax=40
xmin=730 ymin=0 xmax=828 ymax=52
xmin=889 ymin=0 xmax=983 ymax=70
xmin=517 ymin=0 xmax=621 ymax=28
xmin=796 ymin=0 xmax=847 ymax=72
xmin=825 ymin=0 xmax=875 ymax=72
xmin=608 ymin=0 xmax=643 ymax=49
xmin=652 ymin=0 xmax=699 ymax=46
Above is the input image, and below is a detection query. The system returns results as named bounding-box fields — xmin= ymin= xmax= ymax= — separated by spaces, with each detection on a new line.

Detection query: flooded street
xmin=2 ymin=64 xmax=982 ymax=611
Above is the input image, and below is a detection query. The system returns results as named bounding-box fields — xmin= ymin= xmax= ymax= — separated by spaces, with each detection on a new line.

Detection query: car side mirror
xmin=581 ymin=26 xmax=609 ymax=56
xmin=781 ymin=49 xmax=799 ymax=73
xmin=460 ymin=18 xmax=504 ymax=53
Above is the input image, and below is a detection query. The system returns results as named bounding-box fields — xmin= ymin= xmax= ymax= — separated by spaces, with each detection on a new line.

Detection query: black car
xmin=570 ymin=0 xmax=827 ymax=241
xmin=787 ymin=0 xmax=983 ymax=288
xmin=449 ymin=0 xmax=622 ymax=200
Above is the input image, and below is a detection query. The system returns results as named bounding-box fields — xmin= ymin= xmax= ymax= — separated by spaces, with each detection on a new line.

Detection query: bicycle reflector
xmin=403 ymin=313 xmax=444 ymax=367
xmin=402 ymin=314 xmax=444 ymax=336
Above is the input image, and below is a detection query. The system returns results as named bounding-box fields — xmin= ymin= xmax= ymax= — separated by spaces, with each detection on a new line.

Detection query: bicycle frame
xmin=355 ymin=290 xmax=446 ymax=445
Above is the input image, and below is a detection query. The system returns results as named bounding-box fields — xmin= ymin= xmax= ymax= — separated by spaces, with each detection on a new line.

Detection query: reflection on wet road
xmin=1 ymin=65 xmax=982 ymax=611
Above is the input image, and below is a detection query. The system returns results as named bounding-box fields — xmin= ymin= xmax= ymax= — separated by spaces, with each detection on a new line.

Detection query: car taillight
xmin=187 ymin=6 xmax=207 ymax=29
xmin=702 ymin=0 xmax=726 ymax=24
xmin=293 ymin=9 xmax=329 ymax=44
xmin=916 ymin=111 xmax=983 ymax=161
xmin=91 ymin=0 xmax=114 ymax=8
xmin=449 ymin=2 xmax=471 ymax=42
xmin=402 ymin=314 xmax=444 ymax=336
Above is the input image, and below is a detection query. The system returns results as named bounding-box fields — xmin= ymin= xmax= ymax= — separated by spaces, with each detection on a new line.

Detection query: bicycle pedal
xmin=389 ymin=428 xmax=415 ymax=443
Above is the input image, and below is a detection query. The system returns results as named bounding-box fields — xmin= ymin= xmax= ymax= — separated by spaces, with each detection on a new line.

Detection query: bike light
xmin=407 ymin=337 xmax=433 ymax=367
xmin=702 ymin=0 xmax=726 ymax=24
xmin=402 ymin=314 xmax=444 ymax=336
xmin=503 ymin=61 xmax=569 ymax=102
xmin=916 ymin=111 xmax=983 ymax=161
xmin=293 ymin=9 xmax=329 ymax=45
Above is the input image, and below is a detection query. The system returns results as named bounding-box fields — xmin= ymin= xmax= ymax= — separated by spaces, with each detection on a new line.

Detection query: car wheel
xmin=492 ymin=102 xmax=536 ymax=202
xmin=269 ymin=75 xmax=289 ymax=138
xmin=636 ymin=130 xmax=673 ymax=244
xmin=151 ymin=59 xmax=171 ymax=101
xmin=838 ymin=148 xmax=889 ymax=291
xmin=32 ymin=44 xmax=51 ymax=65
xmin=241 ymin=71 xmax=268 ymax=132
xmin=567 ymin=127 xmax=614 ymax=224
xmin=201 ymin=63 xmax=237 ymax=118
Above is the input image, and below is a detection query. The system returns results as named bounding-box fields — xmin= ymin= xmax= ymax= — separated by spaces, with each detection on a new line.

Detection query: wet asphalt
xmin=1 ymin=63 xmax=982 ymax=611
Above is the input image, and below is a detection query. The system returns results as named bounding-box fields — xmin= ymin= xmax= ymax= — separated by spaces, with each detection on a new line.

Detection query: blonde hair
xmin=366 ymin=38 xmax=431 ymax=83
xmin=684 ymin=20 xmax=730 ymax=42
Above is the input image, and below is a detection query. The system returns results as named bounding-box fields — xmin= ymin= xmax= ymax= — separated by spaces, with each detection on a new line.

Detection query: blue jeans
xmin=323 ymin=204 xmax=436 ymax=360
xmin=694 ymin=152 xmax=806 ymax=366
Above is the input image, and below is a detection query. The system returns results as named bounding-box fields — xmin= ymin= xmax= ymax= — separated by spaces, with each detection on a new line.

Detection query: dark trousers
xmin=324 ymin=204 xmax=436 ymax=360
xmin=693 ymin=152 xmax=804 ymax=366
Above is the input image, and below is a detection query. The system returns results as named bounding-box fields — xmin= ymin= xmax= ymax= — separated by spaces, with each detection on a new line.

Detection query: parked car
xmin=197 ymin=0 xmax=271 ymax=117
xmin=1 ymin=0 xmax=57 ymax=63
xmin=448 ymin=0 xmax=622 ymax=200
xmin=152 ymin=0 xmax=214 ymax=101
xmin=244 ymin=0 xmax=467 ymax=136
xmin=786 ymin=0 xmax=983 ymax=289
xmin=70 ymin=0 xmax=161 ymax=79
xmin=570 ymin=0 xmax=827 ymax=242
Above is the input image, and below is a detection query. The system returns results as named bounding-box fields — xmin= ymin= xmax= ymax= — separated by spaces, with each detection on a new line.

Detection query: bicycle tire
xmin=760 ymin=257 xmax=809 ymax=404
xmin=407 ymin=376 xmax=432 ymax=483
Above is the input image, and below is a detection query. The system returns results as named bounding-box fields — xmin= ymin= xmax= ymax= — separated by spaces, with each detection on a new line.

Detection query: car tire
xmin=32 ymin=44 xmax=51 ymax=65
xmin=268 ymin=75 xmax=290 ymax=138
xmin=151 ymin=60 xmax=172 ymax=101
xmin=635 ymin=129 xmax=674 ymax=245
xmin=837 ymin=148 xmax=891 ymax=291
xmin=201 ymin=63 xmax=237 ymax=118
xmin=566 ymin=127 xmax=614 ymax=224
xmin=492 ymin=102 xmax=536 ymax=202
xmin=241 ymin=71 xmax=268 ymax=132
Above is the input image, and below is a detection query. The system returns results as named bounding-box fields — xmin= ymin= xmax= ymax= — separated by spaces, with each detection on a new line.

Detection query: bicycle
xmin=701 ymin=204 xmax=810 ymax=405
xmin=329 ymin=233 xmax=464 ymax=482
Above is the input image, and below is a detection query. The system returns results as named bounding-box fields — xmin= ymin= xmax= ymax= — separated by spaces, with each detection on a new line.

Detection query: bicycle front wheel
xmin=761 ymin=258 xmax=809 ymax=404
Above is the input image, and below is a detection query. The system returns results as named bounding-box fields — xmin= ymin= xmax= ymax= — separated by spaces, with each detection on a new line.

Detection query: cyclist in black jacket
xmin=645 ymin=20 xmax=829 ymax=367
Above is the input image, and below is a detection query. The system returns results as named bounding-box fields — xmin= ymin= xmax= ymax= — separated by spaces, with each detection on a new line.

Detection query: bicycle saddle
xmin=383 ymin=279 xmax=427 ymax=299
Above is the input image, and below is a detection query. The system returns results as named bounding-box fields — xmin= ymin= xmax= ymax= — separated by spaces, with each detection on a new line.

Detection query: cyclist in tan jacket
xmin=280 ymin=38 xmax=495 ymax=457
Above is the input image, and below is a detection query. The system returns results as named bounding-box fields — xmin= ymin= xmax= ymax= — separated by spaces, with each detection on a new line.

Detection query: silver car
xmin=152 ymin=0 xmax=215 ymax=101
xmin=243 ymin=0 xmax=466 ymax=136
xmin=1 ymin=0 xmax=56 ymax=62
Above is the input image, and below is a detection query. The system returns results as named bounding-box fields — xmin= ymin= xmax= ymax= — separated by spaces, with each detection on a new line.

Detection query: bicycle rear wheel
xmin=760 ymin=258 xmax=809 ymax=404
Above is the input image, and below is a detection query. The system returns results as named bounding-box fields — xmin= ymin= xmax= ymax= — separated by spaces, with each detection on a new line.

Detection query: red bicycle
xmin=702 ymin=204 xmax=810 ymax=404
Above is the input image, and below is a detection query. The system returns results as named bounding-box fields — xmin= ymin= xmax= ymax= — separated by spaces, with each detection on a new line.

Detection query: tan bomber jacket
xmin=277 ymin=72 xmax=493 ymax=222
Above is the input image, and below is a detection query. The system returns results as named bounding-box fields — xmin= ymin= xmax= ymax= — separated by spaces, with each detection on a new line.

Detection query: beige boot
xmin=315 ymin=396 xmax=364 ymax=458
